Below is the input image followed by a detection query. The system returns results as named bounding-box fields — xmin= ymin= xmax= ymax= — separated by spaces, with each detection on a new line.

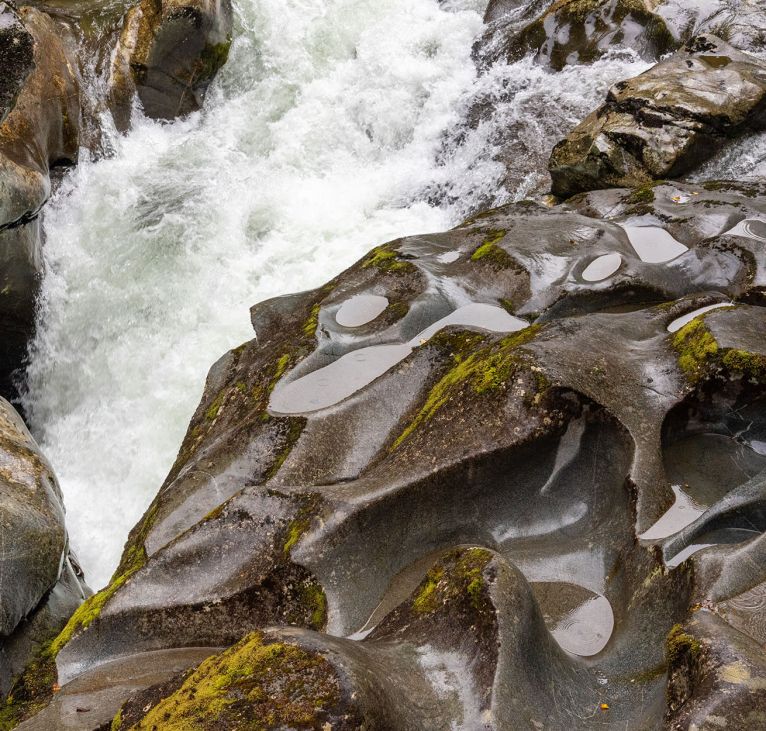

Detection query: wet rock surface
xmin=0 ymin=4 xmax=34 ymax=128
xmin=479 ymin=0 xmax=677 ymax=71
xmin=0 ymin=6 xmax=80 ymax=399
xmin=549 ymin=35 xmax=766 ymax=197
xmin=0 ymin=397 xmax=87 ymax=711
xmin=14 ymin=180 xmax=766 ymax=729
xmin=109 ymin=0 xmax=233 ymax=127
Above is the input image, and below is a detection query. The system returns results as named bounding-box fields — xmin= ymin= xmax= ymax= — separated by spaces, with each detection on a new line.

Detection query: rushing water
xmin=23 ymin=0 xmax=653 ymax=588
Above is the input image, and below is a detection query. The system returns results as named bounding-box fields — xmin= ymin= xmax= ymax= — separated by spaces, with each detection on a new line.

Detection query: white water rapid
xmin=23 ymin=0 xmax=653 ymax=588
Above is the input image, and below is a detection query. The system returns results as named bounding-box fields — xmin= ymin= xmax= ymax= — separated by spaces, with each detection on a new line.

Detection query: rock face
xmin=0 ymin=4 xmax=34 ymax=128
xmin=14 ymin=180 xmax=766 ymax=729
xmin=549 ymin=35 xmax=766 ymax=197
xmin=0 ymin=397 xmax=87 ymax=701
xmin=0 ymin=6 xmax=80 ymax=399
xmin=479 ymin=0 xmax=677 ymax=71
xmin=109 ymin=0 xmax=233 ymax=128
xmin=481 ymin=0 xmax=766 ymax=69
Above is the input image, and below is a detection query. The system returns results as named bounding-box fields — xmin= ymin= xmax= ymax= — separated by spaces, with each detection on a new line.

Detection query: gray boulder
xmin=109 ymin=0 xmax=233 ymax=128
xmin=549 ymin=35 xmax=766 ymax=197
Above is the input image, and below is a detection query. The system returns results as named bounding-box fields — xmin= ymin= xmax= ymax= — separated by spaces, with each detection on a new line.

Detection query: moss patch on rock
xmin=672 ymin=319 xmax=719 ymax=382
xmin=471 ymin=230 xmax=513 ymax=268
xmin=50 ymin=545 xmax=147 ymax=657
xmin=412 ymin=548 xmax=493 ymax=615
xmin=362 ymin=244 xmax=415 ymax=274
xmin=122 ymin=631 xmax=346 ymax=730
xmin=391 ymin=325 xmax=542 ymax=450
xmin=0 ymin=645 xmax=57 ymax=730
xmin=672 ymin=315 xmax=766 ymax=384
xmin=302 ymin=304 xmax=321 ymax=339
xmin=281 ymin=492 xmax=321 ymax=557
xmin=666 ymin=623 xmax=702 ymax=666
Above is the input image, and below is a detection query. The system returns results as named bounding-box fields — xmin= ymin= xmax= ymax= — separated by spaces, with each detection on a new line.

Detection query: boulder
xmin=0 ymin=3 xmax=34 ymax=128
xmin=0 ymin=397 xmax=67 ymax=637
xmin=479 ymin=0 xmax=677 ymax=71
xmin=0 ymin=395 xmax=87 ymax=717
xmin=655 ymin=0 xmax=766 ymax=55
xmin=16 ymin=181 xmax=766 ymax=728
xmin=549 ymin=35 xmax=766 ymax=197
xmin=109 ymin=0 xmax=233 ymax=128
xmin=0 ymin=6 xmax=80 ymax=398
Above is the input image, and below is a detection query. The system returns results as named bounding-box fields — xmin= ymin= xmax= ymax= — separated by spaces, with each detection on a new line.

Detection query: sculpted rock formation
xmin=12 ymin=180 xmax=766 ymax=728
xmin=0 ymin=396 xmax=87 ymax=704
xmin=549 ymin=35 xmax=766 ymax=197
xmin=109 ymin=0 xmax=233 ymax=128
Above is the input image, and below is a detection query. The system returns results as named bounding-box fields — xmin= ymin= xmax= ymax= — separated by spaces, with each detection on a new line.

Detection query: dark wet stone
xmin=478 ymin=0 xmax=677 ymax=72
xmin=0 ymin=3 xmax=34 ymax=128
xmin=109 ymin=0 xmax=233 ymax=127
xmin=0 ymin=397 xmax=87 ymax=723
xmin=665 ymin=611 xmax=766 ymax=729
xmin=549 ymin=35 xmax=766 ymax=197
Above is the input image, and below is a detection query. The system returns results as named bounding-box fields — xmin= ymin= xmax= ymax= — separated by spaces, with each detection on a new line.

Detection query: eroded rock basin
xmin=15 ymin=182 xmax=766 ymax=729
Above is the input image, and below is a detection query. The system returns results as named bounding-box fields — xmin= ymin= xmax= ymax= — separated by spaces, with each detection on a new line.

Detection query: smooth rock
xmin=109 ymin=0 xmax=233 ymax=127
xmin=549 ymin=35 xmax=766 ymax=197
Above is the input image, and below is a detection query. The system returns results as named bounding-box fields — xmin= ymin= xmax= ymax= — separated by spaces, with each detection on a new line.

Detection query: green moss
xmin=499 ymin=298 xmax=516 ymax=314
xmin=672 ymin=319 xmax=718 ymax=382
xmin=626 ymin=184 xmax=656 ymax=205
xmin=270 ymin=353 xmax=292 ymax=388
xmin=412 ymin=568 xmax=444 ymax=614
xmin=298 ymin=581 xmax=328 ymax=629
xmin=672 ymin=314 xmax=766 ymax=384
xmin=0 ymin=647 xmax=57 ymax=730
xmin=471 ymin=229 xmax=513 ymax=268
xmin=391 ymin=325 xmax=542 ymax=450
xmin=721 ymin=349 xmax=766 ymax=380
xmin=265 ymin=418 xmax=305 ymax=481
xmin=387 ymin=301 xmax=409 ymax=320
xmin=362 ymin=245 xmax=414 ymax=274
xmin=205 ymin=390 xmax=226 ymax=421
xmin=0 ymin=531 xmax=151 ymax=726
xmin=50 ymin=546 xmax=147 ymax=656
xmin=282 ymin=494 xmax=321 ymax=556
xmin=111 ymin=708 xmax=123 ymax=730
xmin=302 ymin=304 xmax=321 ymax=339
xmin=630 ymin=664 xmax=667 ymax=684
xmin=702 ymin=180 xmax=759 ymax=197
xmin=412 ymin=548 xmax=493 ymax=615
xmin=125 ymin=631 xmax=342 ymax=730
xmin=666 ymin=624 xmax=702 ymax=666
